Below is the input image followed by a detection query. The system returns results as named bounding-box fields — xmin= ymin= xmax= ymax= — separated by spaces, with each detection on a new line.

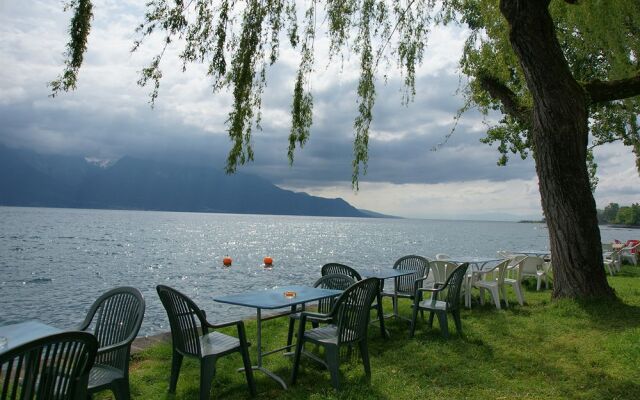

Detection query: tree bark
xmin=499 ymin=0 xmax=615 ymax=299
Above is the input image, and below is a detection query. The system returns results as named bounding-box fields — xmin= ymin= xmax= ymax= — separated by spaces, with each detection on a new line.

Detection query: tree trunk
xmin=500 ymin=0 xmax=615 ymax=299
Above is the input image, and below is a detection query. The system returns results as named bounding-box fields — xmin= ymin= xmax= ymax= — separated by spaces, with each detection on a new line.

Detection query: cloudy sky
xmin=1 ymin=1 xmax=638 ymax=220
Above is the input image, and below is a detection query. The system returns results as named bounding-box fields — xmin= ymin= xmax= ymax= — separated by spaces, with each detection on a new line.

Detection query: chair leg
xmin=452 ymin=310 xmax=462 ymax=335
xmin=536 ymin=276 xmax=542 ymax=291
xmin=427 ymin=311 xmax=435 ymax=328
xmin=514 ymin=283 xmax=525 ymax=305
xmin=325 ymin=346 xmax=340 ymax=390
xmin=240 ymin=345 xmax=256 ymax=396
xmin=392 ymin=296 xmax=399 ymax=317
xmin=169 ymin=351 xmax=183 ymax=393
xmin=409 ymin=304 xmax=420 ymax=338
xmin=436 ymin=311 xmax=449 ymax=338
xmin=111 ymin=378 xmax=130 ymax=400
xmin=490 ymin=287 xmax=501 ymax=310
xmin=501 ymin=286 xmax=509 ymax=308
xmin=358 ymin=340 xmax=371 ymax=378
xmin=290 ymin=338 xmax=305 ymax=385
xmin=199 ymin=358 xmax=216 ymax=400
xmin=287 ymin=317 xmax=296 ymax=347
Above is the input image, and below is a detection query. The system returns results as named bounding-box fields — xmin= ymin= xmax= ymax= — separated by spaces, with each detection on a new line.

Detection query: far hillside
xmin=597 ymin=203 xmax=640 ymax=227
xmin=0 ymin=145 xmax=375 ymax=218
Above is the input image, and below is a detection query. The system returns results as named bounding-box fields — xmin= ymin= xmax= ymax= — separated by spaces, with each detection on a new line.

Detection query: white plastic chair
xmin=427 ymin=260 xmax=458 ymax=304
xmin=620 ymin=242 xmax=639 ymax=265
xmin=472 ymin=259 xmax=510 ymax=309
xmin=429 ymin=260 xmax=457 ymax=285
xmin=520 ymin=256 xmax=548 ymax=291
xmin=604 ymin=249 xmax=622 ymax=274
xmin=502 ymin=256 xmax=527 ymax=305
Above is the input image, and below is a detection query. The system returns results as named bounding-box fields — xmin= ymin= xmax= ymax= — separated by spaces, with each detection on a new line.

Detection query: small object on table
xmin=284 ymin=291 xmax=296 ymax=298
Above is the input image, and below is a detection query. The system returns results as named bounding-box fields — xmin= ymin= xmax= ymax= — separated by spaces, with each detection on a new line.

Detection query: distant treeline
xmin=598 ymin=203 xmax=640 ymax=226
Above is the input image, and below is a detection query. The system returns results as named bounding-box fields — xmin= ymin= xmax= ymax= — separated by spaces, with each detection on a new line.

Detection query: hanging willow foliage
xmin=51 ymin=0 xmax=640 ymax=186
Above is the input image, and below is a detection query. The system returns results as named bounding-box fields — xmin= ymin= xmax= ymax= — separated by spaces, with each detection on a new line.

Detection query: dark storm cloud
xmin=240 ymin=70 xmax=537 ymax=186
xmin=0 ymin=0 xmax=565 ymax=190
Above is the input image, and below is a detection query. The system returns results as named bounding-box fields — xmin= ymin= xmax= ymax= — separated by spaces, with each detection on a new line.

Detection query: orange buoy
xmin=263 ymin=256 xmax=273 ymax=266
xmin=223 ymin=256 xmax=232 ymax=267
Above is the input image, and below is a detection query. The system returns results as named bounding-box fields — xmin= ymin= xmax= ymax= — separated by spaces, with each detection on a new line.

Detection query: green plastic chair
xmin=321 ymin=263 xmax=363 ymax=281
xmin=381 ymin=255 xmax=429 ymax=320
xmin=410 ymin=263 xmax=469 ymax=338
xmin=286 ymin=273 xmax=356 ymax=347
xmin=79 ymin=286 xmax=145 ymax=400
xmin=0 ymin=331 xmax=98 ymax=399
xmin=156 ymin=285 xmax=256 ymax=399
xmin=321 ymin=262 xmax=384 ymax=332
xmin=290 ymin=277 xmax=380 ymax=390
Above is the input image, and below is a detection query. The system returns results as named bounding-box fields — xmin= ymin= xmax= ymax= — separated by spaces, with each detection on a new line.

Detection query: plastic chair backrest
xmin=442 ymin=263 xmax=469 ymax=310
xmin=321 ymin=263 xmax=362 ymax=281
xmin=332 ymin=278 xmax=379 ymax=345
xmin=313 ymin=274 xmax=355 ymax=314
xmin=521 ymin=256 xmax=544 ymax=275
xmin=429 ymin=260 xmax=457 ymax=284
xmin=81 ymin=287 xmax=145 ymax=370
xmin=393 ymin=255 xmax=429 ymax=293
xmin=0 ymin=331 xmax=98 ymax=400
xmin=493 ymin=259 xmax=510 ymax=285
xmin=508 ymin=256 xmax=529 ymax=281
xmin=156 ymin=285 xmax=206 ymax=357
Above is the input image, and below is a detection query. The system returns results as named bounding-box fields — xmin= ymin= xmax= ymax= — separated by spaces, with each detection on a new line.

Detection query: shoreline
xmin=132 ymin=332 xmax=171 ymax=354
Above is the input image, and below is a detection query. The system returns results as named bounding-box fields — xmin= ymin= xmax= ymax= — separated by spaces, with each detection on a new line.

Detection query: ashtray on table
xmin=283 ymin=291 xmax=297 ymax=299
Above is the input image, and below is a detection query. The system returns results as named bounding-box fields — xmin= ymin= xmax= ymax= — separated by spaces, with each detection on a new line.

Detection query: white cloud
xmin=280 ymin=178 xmax=544 ymax=221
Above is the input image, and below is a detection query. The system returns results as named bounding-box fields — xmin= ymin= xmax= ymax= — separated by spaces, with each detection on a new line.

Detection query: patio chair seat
xmin=89 ymin=364 xmax=125 ymax=389
xmin=201 ymin=331 xmax=242 ymax=356
xmin=304 ymin=325 xmax=340 ymax=345
xmin=416 ymin=299 xmax=448 ymax=311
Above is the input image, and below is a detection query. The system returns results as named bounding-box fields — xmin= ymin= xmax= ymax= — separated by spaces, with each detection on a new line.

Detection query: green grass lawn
xmin=112 ymin=265 xmax=640 ymax=399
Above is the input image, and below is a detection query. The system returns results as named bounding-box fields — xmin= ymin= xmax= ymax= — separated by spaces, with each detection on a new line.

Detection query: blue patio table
xmin=357 ymin=268 xmax=414 ymax=335
xmin=0 ymin=320 xmax=62 ymax=354
xmin=213 ymin=285 xmax=342 ymax=389
xmin=445 ymin=257 xmax=503 ymax=308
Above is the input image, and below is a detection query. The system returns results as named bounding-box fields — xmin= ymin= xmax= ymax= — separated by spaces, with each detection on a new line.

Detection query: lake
xmin=0 ymin=206 xmax=635 ymax=336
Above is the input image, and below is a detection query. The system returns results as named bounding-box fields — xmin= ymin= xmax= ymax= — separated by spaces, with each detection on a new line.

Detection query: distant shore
xmin=604 ymin=224 xmax=640 ymax=230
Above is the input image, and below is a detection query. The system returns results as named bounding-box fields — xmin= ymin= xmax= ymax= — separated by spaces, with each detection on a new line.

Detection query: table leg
xmin=376 ymin=283 xmax=389 ymax=338
xmin=238 ymin=308 xmax=289 ymax=390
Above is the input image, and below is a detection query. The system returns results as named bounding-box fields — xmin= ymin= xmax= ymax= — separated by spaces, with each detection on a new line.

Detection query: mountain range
xmin=0 ymin=145 xmax=372 ymax=218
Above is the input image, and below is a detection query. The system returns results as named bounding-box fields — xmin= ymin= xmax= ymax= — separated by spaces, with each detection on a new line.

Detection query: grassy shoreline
xmin=112 ymin=265 xmax=640 ymax=399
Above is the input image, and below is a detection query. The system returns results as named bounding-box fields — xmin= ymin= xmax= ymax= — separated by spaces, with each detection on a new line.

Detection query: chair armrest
xmin=299 ymin=311 xmax=331 ymax=320
xmin=204 ymin=319 xmax=244 ymax=330
xmin=417 ymin=284 xmax=447 ymax=294
xmin=96 ymin=340 xmax=130 ymax=356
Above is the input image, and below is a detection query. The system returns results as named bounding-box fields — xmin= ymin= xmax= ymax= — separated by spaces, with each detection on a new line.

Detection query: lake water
xmin=0 ymin=206 xmax=636 ymax=336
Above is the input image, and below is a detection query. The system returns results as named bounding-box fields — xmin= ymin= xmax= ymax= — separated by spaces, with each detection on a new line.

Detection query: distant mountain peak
xmin=84 ymin=157 xmax=117 ymax=168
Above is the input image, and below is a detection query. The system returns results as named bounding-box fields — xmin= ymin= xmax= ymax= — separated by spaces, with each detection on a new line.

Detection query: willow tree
xmin=52 ymin=0 xmax=640 ymax=299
